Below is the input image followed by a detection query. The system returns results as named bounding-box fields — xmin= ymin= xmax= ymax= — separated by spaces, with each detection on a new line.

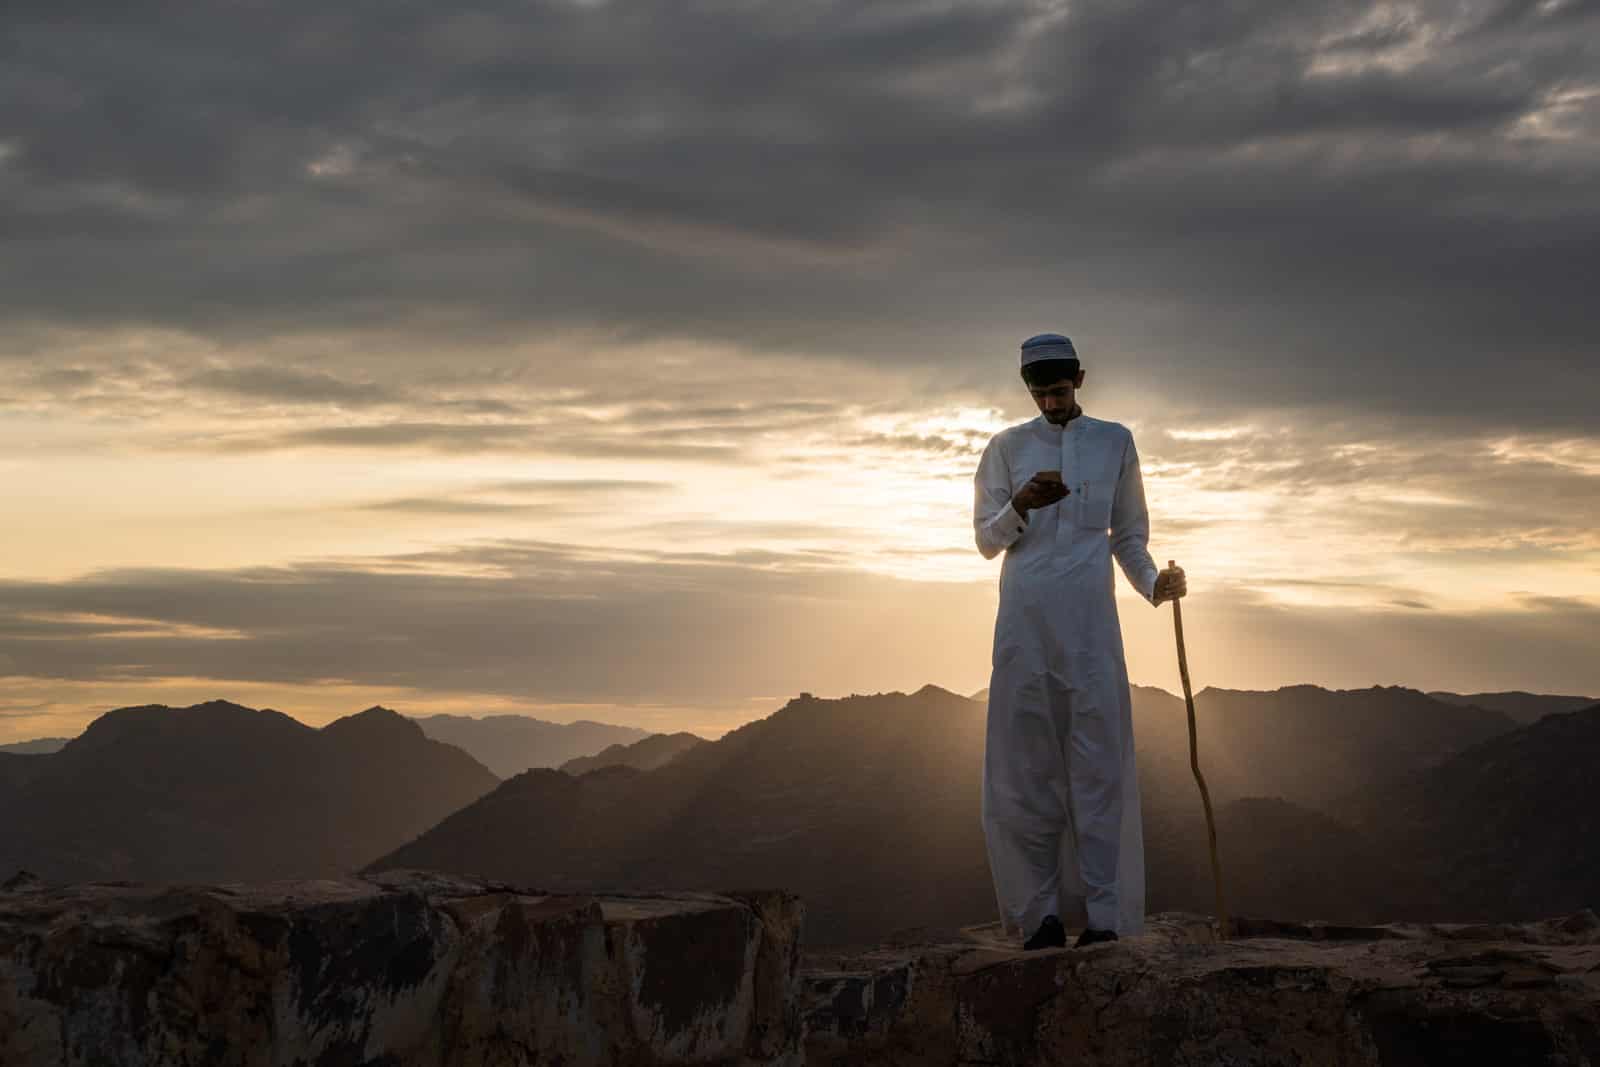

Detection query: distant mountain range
xmin=561 ymin=732 xmax=706 ymax=775
xmin=0 ymin=738 xmax=69 ymax=756
xmin=370 ymin=684 xmax=1599 ymax=944
xmin=409 ymin=714 xmax=649 ymax=778
xmin=1427 ymin=690 xmax=1596 ymax=725
xmin=0 ymin=701 xmax=498 ymax=884
xmin=5 ymin=684 xmax=1594 ymax=946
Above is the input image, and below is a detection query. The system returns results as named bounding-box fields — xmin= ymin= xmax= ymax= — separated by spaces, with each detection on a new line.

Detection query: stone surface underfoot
xmin=802 ymin=911 xmax=1600 ymax=1066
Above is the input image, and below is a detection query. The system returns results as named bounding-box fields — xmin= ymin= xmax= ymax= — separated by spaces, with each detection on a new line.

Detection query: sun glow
xmin=2 ymin=340 xmax=1596 ymax=739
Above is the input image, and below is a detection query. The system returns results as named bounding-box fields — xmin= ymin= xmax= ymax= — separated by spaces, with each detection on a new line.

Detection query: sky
xmin=2 ymin=0 xmax=1596 ymax=742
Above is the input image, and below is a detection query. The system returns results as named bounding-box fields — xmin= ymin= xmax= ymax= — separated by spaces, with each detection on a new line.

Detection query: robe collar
xmin=1036 ymin=404 xmax=1083 ymax=433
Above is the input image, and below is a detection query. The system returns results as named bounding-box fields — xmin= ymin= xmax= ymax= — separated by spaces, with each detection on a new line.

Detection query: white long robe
xmin=973 ymin=410 xmax=1158 ymax=938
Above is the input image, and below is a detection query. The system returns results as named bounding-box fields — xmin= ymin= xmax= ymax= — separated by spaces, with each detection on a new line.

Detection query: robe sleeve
xmin=1110 ymin=432 xmax=1160 ymax=604
xmin=974 ymin=434 xmax=1027 ymax=561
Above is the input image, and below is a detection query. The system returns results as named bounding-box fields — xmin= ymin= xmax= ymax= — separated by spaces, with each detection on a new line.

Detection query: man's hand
xmin=1012 ymin=473 xmax=1070 ymax=514
xmin=1153 ymin=564 xmax=1187 ymax=605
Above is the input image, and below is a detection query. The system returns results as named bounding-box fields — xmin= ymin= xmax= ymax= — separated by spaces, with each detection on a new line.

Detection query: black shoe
xmin=1023 ymin=915 xmax=1066 ymax=950
xmin=1074 ymin=927 xmax=1119 ymax=949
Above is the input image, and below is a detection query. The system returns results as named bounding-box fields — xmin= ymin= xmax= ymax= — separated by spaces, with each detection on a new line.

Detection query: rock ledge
xmin=0 ymin=870 xmax=803 ymax=1066
xmin=803 ymin=911 xmax=1600 ymax=1065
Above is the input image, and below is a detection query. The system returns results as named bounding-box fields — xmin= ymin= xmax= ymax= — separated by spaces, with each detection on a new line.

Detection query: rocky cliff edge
xmin=4 ymin=870 xmax=1599 ymax=1065
xmin=0 ymin=870 xmax=803 ymax=1066
xmin=804 ymin=911 xmax=1600 ymax=1065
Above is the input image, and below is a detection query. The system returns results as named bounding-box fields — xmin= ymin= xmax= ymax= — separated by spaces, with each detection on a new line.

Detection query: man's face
xmin=1028 ymin=370 xmax=1086 ymax=424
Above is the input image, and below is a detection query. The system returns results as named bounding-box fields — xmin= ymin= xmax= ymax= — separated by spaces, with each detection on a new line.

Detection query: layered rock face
xmin=0 ymin=871 xmax=803 ymax=1067
xmin=804 ymin=912 xmax=1600 ymax=1066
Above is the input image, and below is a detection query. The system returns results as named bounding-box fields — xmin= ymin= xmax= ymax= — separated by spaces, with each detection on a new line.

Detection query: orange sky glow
xmin=3 ymin=334 xmax=1594 ymax=743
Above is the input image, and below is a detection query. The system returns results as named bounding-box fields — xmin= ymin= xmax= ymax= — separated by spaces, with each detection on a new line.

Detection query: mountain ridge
xmin=560 ymin=731 xmax=706 ymax=776
xmin=1427 ymin=689 xmax=1597 ymax=725
xmin=371 ymin=684 xmax=1590 ymax=943
xmin=0 ymin=738 xmax=70 ymax=756
xmin=409 ymin=713 xmax=650 ymax=778
xmin=0 ymin=699 xmax=499 ymax=884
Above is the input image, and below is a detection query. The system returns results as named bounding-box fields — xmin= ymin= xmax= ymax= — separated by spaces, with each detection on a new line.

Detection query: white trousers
xmin=981 ymin=665 xmax=1145 ymax=937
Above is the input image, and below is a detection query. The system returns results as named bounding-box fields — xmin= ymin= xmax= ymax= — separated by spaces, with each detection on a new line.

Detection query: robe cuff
xmin=1138 ymin=566 xmax=1159 ymax=605
xmin=985 ymin=501 xmax=1028 ymax=549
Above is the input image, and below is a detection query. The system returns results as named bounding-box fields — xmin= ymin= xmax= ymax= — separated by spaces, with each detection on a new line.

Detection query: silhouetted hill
xmin=1428 ymin=690 xmax=1596 ymax=725
xmin=0 ymin=753 xmax=50 ymax=791
xmin=970 ymin=684 xmax=1178 ymax=707
xmin=561 ymin=732 xmax=706 ymax=775
xmin=0 ymin=737 xmax=69 ymax=755
xmin=1147 ymin=795 xmax=1419 ymax=925
xmin=1349 ymin=702 xmax=1600 ymax=922
xmin=373 ymin=683 xmax=1577 ymax=944
xmin=1168 ymin=702 xmax=1600 ymax=925
xmin=410 ymin=714 xmax=648 ymax=778
xmin=1140 ymin=685 xmax=1516 ymax=808
xmin=975 ymin=683 xmax=1506 ymax=809
xmin=0 ymin=700 xmax=498 ymax=884
xmin=374 ymin=684 xmax=1430 ymax=941
xmin=373 ymin=686 xmax=996 ymax=943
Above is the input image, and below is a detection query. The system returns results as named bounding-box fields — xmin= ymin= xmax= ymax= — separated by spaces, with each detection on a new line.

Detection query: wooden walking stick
xmin=1168 ymin=559 xmax=1231 ymax=940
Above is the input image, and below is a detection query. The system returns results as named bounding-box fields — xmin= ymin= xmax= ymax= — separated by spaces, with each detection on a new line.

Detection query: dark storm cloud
xmin=2 ymin=0 xmax=1595 ymax=427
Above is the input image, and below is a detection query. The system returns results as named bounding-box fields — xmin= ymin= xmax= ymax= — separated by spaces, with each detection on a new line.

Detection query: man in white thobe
xmin=973 ymin=333 xmax=1186 ymax=950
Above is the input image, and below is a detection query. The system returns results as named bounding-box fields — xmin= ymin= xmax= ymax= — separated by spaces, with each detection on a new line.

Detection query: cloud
xmin=1 ymin=539 xmax=1594 ymax=745
xmin=0 ymin=541 xmax=1000 ymax=707
xmin=475 ymin=478 xmax=672 ymax=495
xmin=1141 ymin=417 xmax=1600 ymax=559
xmin=357 ymin=497 xmax=540 ymax=515
xmin=163 ymin=420 xmax=744 ymax=460
xmin=1122 ymin=583 xmax=1600 ymax=700
xmin=179 ymin=364 xmax=402 ymax=408
xmin=24 ymin=367 xmax=97 ymax=391
xmin=0 ymin=0 xmax=1592 ymax=427
xmin=1 ymin=0 xmax=1594 ymax=738
xmin=353 ymin=478 xmax=673 ymax=514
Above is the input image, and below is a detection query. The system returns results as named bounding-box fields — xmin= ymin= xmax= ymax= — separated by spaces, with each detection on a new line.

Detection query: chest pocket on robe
xmin=1075 ymin=473 xmax=1114 ymax=531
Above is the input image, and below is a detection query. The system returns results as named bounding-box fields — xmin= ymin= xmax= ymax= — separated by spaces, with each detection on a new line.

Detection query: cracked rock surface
xmin=802 ymin=911 xmax=1600 ymax=1066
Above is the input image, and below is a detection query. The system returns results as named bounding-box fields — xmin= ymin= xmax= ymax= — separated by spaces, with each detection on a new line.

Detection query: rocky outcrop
xmin=803 ymin=912 xmax=1600 ymax=1065
xmin=6 ymin=869 xmax=1599 ymax=1066
xmin=0 ymin=871 xmax=803 ymax=1066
